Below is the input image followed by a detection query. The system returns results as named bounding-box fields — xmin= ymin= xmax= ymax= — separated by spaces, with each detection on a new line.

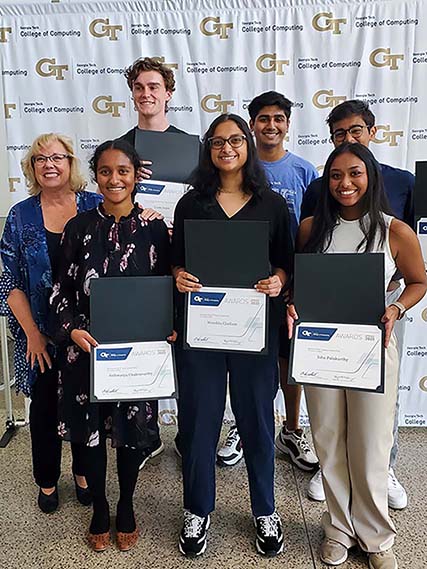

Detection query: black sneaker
xmin=138 ymin=439 xmax=165 ymax=470
xmin=275 ymin=424 xmax=319 ymax=472
xmin=254 ymin=511 xmax=284 ymax=557
xmin=178 ymin=510 xmax=210 ymax=557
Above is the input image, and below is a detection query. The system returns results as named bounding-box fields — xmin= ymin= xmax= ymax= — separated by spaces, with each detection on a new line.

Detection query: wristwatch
xmin=390 ymin=301 xmax=406 ymax=320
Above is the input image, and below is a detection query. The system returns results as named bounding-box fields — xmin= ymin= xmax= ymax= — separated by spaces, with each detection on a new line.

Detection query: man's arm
xmin=300 ymin=177 xmax=322 ymax=221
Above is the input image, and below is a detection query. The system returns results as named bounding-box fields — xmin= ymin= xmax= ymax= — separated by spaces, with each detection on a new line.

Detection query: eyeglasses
xmin=32 ymin=153 xmax=71 ymax=166
xmin=207 ymin=135 xmax=247 ymax=149
xmin=331 ymin=125 xmax=371 ymax=143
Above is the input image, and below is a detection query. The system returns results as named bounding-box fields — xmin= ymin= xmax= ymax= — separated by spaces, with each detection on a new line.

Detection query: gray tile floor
xmin=0 ymin=403 xmax=426 ymax=569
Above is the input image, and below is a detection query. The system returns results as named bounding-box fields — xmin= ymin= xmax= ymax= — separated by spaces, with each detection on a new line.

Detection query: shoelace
xmin=371 ymin=551 xmax=392 ymax=559
xmin=296 ymin=434 xmax=312 ymax=454
xmin=224 ymin=428 xmax=239 ymax=447
xmin=183 ymin=511 xmax=205 ymax=537
xmin=257 ymin=512 xmax=280 ymax=537
xmin=388 ymin=470 xmax=399 ymax=488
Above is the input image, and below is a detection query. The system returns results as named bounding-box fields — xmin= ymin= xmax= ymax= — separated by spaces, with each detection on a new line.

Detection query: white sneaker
xmin=275 ymin=425 xmax=319 ymax=471
xmin=179 ymin=510 xmax=210 ymax=557
xmin=388 ymin=468 xmax=407 ymax=510
xmin=138 ymin=440 xmax=165 ymax=470
xmin=254 ymin=511 xmax=284 ymax=557
xmin=216 ymin=425 xmax=243 ymax=467
xmin=307 ymin=469 xmax=325 ymax=501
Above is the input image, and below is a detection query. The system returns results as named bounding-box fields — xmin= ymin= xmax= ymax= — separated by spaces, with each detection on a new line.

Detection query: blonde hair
xmin=21 ymin=133 xmax=87 ymax=196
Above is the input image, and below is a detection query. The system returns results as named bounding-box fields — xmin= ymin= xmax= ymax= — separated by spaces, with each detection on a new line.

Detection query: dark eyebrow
xmin=257 ymin=113 xmax=286 ymax=119
xmin=133 ymin=80 xmax=161 ymax=87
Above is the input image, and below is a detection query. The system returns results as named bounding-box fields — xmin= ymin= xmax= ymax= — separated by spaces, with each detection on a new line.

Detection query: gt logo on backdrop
xmin=312 ymin=12 xmax=347 ymax=35
xmin=151 ymin=56 xmax=178 ymax=70
xmin=0 ymin=27 xmax=12 ymax=43
xmin=201 ymin=94 xmax=234 ymax=114
xmin=419 ymin=376 xmax=427 ymax=393
xmin=4 ymin=103 xmax=16 ymax=119
xmin=312 ymin=90 xmax=346 ymax=109
xmin=200 ymin=17 xmax=233 ymax=39
xmin=373 ymin=125 xmax=403 ymax=147
xmin=369 ymin=48 xmax=404 ymax=71
xmin=89 ymin=18 xmax=123 ymax=41
xmin=256 ymin=54 xmax=290 ymax=76
xmin=92 ymin=96 xmax=125 ymax=117
xmin=8 ymin=178 xmax=20 ymax=193
xmin=36 ymin=58 xmax=69 ymax=80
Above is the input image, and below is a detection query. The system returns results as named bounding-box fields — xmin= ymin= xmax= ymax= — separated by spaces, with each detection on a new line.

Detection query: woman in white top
xmin=288 ymin=143 xmax=426 ymax=569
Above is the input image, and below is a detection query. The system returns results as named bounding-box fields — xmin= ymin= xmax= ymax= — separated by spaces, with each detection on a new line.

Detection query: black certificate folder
xmin=90 ymin=276 xmax=173 ymax=343
xmin=289 ymin=253 xmax=385 ymax=393
xmin=294 ymin=253 xmax=385 ymax=324
xmin=184 ymin=220 xmax=270 ymax=287
xmin=135 ymin=130 xmax=200 ymax=183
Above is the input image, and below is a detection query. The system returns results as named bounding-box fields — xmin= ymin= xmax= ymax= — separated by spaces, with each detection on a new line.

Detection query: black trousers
xmin=82 ymin=435 xmax=144 ymax=533
xmin=29 ymin=362 xmax=85 ymax=488
xmin=147 ymin=400 xmax=160 ymax=443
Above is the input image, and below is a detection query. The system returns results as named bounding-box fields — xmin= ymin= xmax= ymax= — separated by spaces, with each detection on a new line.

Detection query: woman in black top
xmin=51 ymin=139 xmax=170 ymax=552
xmin=172 ymin=114 xmax=293 ymax=558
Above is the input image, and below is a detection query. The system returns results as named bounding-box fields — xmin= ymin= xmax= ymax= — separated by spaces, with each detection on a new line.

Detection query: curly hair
xmin=21 ymin=133 xmax=86 ymax=196
xmin=124 ymin=57 xmax=176 ymax=93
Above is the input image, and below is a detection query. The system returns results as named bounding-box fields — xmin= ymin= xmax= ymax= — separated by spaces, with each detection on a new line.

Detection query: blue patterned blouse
xmin=0 ymin=191 xmax=102 ymax=396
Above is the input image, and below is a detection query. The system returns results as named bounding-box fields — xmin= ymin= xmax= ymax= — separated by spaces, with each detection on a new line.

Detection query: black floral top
xmin=50 ymin=204 xmax=170 ymax=448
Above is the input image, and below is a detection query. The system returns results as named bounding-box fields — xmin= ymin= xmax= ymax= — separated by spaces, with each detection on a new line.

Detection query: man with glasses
xmin=301 ymin=99 xmax=414 ymax=228
xmin=216 ymin=91 xmax=319 ymax=474
xmin=300 ymin=99 xmax=414 ymax=510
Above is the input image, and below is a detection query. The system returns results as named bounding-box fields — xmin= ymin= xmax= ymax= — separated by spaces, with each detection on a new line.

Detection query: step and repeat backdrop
xmin=1 ymin=0 xmax=427 ymax=426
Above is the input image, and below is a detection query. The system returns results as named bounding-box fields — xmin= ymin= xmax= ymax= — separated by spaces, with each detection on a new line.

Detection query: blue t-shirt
xmin=261 ymin=151 xmax=318 ymax=238
xmin=301 ymin=163 xmax=414 ymax=228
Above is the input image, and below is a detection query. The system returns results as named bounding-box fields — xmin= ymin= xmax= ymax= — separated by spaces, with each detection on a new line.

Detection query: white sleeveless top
xmin=324 ymin=213 xmax=396 ymax=292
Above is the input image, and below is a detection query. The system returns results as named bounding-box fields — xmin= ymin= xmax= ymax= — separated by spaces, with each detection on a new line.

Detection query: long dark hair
xmin=89 ymin=139 xmax=140 ymax=200
xmin=304 ymin=143 xmax=392 ymax=253
xmin=189 ymin=113 xmax=270 ymax=204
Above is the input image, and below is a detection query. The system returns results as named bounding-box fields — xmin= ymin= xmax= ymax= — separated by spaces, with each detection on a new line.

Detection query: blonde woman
xmin=0 ymin=133 xmax=101 ymax=513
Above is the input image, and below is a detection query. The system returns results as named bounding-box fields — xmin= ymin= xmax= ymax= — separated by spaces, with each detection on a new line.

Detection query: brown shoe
xmin=117 ymin=527 xmax=139 ymax=552
xmin=368 ymin=549 xmax=398 ymax=569
xmin=320 ymin=538 xmax=348 ymax=565
xmin=88 ymin=531 xmax=111 ymax=552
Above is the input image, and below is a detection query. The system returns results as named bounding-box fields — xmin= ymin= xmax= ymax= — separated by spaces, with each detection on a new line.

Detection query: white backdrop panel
xmin=1 ymin=0 xmax=426 ymax=425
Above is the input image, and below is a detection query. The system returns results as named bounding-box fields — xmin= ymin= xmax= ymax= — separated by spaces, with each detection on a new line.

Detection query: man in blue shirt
xmin=301 ymin=100 xmax=414 ymax=226
xmin=300 ymin=99 xmax=413 ymax=510
xmin=217 ymin=91 xmax=319 ymax=473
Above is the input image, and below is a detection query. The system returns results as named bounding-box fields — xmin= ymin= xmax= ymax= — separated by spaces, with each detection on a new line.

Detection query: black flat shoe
xmin=75 ymin=478 xmax=92 ymax=506
xmin=38 ymin=487 xmax=58 ymax=514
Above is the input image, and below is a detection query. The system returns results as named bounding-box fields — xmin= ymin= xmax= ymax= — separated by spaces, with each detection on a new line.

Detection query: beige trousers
xmin=305 ymin=335 xmax=399 ymax=553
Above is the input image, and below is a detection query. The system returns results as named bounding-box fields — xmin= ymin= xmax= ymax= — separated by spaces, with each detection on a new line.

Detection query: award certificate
xmin=186 ymin=287 xmax=267 ymax=352
xmin=135 ymin=180 xmax=186 ymax=228
xmin=91 ymin=341 xmax=176 ymax=402
xmin=291 ymin=322 xmax=383 ymax=391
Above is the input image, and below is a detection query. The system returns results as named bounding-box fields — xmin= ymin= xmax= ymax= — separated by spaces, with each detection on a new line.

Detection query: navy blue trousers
xmin=176 ymin=329 xmax=279 ymax=518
